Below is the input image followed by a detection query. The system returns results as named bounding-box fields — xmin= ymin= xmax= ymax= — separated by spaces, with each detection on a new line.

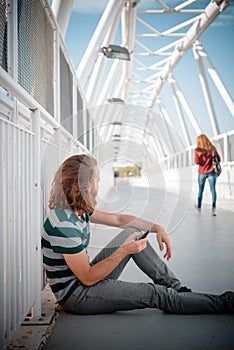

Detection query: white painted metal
xmin=156 ymin=100 xmax=177 ymax=153
xmin=193 ymin=42 xmax=234 ymax=119
xmin=89 ymin=115 xmax=93 ymax=152
xmin=174 ymin=0 xmax=197 ymax=12
xmin=155 ymin=0 xmax=170 ymax=12
xmin=169 ymin=75 xmax=202 ymax=137
xmin=141 ymin=121 xmax=162 ymax=160
xmin=76 ymin=0 xmax=125 ymax=87
xmin=97 ymin=60 xmax=122 ymax=105
xmin=0 ymin=121 xmax=4 ymax=349
xmin=75 ymin=0 xmax=233 ymax=165
xmin=85 ymin=4 xmax=122 ymax=105
xmin=115 ymin=72 xmax=127 ymax=99
xmin=83 ymin=108 xmax=88 ymax=149
xmin=51 ymin=0 xmax=74 ymax=39
xmin=0 ymin=66 xmax=58 ymax=127
xmin=121 ymin=0 xmax=138 ymax=101
xmin=0 ymin=116 xmax=37 ymax=348
xmin=156 ymin=98 xmax=173 ymax=128
xmin=149 ymin=134 xmax=165 ymax=160
xmin=31 ymin=109 xmax=42 ymax=318
xmin=193 ymin=44 xmax=220 ymax=136
xmin=223 ymin=133 xmax=228 ymax=162
xmin=73 ymin=77 xmax=78 ymax=140
xmin=147 ymin=1 xmax=230 ymax=108
xmin=171 ymin=80 xmax=191 ymax=148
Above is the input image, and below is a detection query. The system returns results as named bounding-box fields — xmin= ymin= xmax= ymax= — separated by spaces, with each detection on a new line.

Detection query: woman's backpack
xmin=212 ymin=152 xmax=222 ymax=177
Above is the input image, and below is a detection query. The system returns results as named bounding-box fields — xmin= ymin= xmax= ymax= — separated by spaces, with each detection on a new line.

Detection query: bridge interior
xmin=0 ymin=0 xmax=234 ymax=349
xmin=16 ymin=181 xmax=234 ymax=349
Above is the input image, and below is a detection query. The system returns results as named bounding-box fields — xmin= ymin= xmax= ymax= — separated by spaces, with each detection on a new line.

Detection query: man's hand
xmin=120 ymin=232 xmax=148 ymax=255
xmin=156 ymin=226 xmax=172 ymax=260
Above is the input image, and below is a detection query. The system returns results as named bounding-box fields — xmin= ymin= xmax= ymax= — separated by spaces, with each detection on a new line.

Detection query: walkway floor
xmin=45 ymin=180 xmax=234 ymax=350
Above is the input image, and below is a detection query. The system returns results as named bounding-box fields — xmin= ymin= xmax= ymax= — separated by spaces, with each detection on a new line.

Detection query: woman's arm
xmin=194 ymin=149 xmax=202 ymax=165
xmin=91 ymin=210 xmax=172 ymax=260
xmin=63 ymin=232 xmax=147 ymax=286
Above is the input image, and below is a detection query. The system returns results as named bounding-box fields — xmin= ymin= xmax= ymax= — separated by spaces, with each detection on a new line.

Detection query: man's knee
xmin=116 ymin=226 xmax=140 ymax=243
xmin=122 ymin=226 xmax=140 ymax=235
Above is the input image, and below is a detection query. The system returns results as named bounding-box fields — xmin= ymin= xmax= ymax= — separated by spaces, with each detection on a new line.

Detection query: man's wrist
xmin=152 ymin=224 xmax=161 ymax=233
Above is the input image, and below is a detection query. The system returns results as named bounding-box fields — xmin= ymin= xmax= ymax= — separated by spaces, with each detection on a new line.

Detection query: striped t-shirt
xmin=42 ymin=207 xmax=92 ymax=305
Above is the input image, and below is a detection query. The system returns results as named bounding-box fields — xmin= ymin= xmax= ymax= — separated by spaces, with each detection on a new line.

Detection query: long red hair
xmin=196 ymin=134 xmax=215 ymax=155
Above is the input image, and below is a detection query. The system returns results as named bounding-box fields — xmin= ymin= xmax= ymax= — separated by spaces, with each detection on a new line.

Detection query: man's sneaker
xmin=212 ymin=208 xmax=217 ymax=216
xmin=178 ymin=286 xmax=192 ymax=293
xmin=195 ymin=205 xmax=201 ymax=213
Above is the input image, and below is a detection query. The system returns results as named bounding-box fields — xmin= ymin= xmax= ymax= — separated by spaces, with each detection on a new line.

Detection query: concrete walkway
xmin=45 ymin=180 xmax=234 ymax=350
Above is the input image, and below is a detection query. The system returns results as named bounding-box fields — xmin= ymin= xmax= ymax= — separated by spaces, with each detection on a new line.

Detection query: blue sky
xmin=64 ymin=0 xmax=234 ymax=137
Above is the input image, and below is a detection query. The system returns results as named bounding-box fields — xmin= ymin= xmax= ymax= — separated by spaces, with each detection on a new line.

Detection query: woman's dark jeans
xmin=198 ymin=171 xmax=217 ymax=208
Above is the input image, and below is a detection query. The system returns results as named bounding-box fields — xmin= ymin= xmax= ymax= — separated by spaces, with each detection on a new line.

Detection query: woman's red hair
xmin=196 ymin=134 xmax=215 ymax=155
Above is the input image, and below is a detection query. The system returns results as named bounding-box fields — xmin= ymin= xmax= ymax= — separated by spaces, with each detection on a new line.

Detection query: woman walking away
xmin=42 ymin=154 xmax=234 ymax=315
xmin=194 ymin=134 xmax=221 ymax=216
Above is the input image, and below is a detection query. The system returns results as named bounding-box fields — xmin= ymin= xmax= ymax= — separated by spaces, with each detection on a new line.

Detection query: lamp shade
xmin=102 ymin=45 xmax=130 ymax=61
xmin=107 ymin=97 xmax=125 ymax=103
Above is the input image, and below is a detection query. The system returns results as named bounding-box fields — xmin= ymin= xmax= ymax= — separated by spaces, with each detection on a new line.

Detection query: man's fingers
xmin=164 ymin=249 xmax=172 ymax=260
xmin=158 ymin=240 xmax=163 ymax=251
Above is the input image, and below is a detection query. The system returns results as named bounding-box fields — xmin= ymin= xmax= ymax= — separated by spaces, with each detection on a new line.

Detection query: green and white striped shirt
xmin=42 ymin=207 xmax=92 ymax=304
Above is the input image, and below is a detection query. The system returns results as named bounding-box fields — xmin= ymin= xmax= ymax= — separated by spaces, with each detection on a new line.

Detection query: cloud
xmin=137 ymin=0 xmax=157 ymax=10
xmin=72 ymin=0 xmax=160 ymax=14
xmin=211 ymin=5 xmax=234 ymax=27
xmin=73 ymin=0 xmax=109 ymax=14
xmin=72 ymin=0 xmax=234 ymax=27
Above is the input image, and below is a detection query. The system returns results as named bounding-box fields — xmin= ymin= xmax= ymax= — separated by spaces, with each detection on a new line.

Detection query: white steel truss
xmin=193 ymin=41 xmax=234 ymax=135
xmin=52 ymin=0 xmax=234 ymax=164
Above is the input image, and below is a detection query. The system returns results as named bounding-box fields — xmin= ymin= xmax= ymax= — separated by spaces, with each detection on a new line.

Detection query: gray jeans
xmin=62 ymin=228 xmax=234 ymax=315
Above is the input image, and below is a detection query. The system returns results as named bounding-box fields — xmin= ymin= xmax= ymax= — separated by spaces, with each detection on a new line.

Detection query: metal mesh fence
xmin=60 ymin=48 xmax=73 ymax=133
xmin=0 ymin=0 xmax=7 ymax=71
xmin=17 ymin=0 xmax=54 ymax=116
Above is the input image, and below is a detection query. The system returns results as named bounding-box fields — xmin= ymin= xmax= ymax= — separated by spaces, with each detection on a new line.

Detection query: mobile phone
xmin=135 ymin=228 xmax=150 ymax=241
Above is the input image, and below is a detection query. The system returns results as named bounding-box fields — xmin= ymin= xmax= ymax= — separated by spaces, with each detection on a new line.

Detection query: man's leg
xmin=91 ymin=227 xmax=182 ymax=290
xmin=63 ymin=278 xmax=234 ymax=315
xmin=132 ymin=243 xmax=181 ymax=290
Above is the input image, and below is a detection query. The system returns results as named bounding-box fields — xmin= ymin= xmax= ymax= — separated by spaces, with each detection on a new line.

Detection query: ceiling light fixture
xmin=102 ymin=44 xmax=130 ymax=61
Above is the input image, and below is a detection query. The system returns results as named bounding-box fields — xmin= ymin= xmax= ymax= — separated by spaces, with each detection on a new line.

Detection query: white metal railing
xmin=0 ymin=91 xmax=88 ymax=350
xmin=0 ymin=0 xmax=91 ymax=348
xmin=0 ymin=116 xmax=37 ymax=346
xmin=156 ymin=131 xmax=234 ymax=200
xmin=160 ymin=130 xmax=234 ymax=170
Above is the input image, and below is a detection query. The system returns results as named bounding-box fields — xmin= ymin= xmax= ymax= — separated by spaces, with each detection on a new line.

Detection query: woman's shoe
xmin=212 ymin=208 xmax=217 ymax=216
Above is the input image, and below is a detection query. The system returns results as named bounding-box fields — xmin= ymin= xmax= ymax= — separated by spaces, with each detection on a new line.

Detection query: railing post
xmin=73 ymin=76 xmax=78 ymax=140
xmin=31 ymin=109 xmax=42 ymax=319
